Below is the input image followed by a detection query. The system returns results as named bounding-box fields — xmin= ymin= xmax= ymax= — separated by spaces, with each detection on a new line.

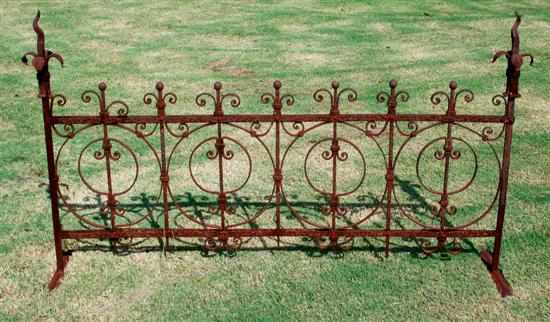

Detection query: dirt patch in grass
xmin=207 ymin=58 xmax=254 ymax=77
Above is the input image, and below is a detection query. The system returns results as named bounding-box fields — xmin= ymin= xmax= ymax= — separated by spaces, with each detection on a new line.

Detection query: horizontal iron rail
xmin=60 ymin=228 xmax=497 ymax=239
xmin=51 ymin=113 xmax=509 ymax=125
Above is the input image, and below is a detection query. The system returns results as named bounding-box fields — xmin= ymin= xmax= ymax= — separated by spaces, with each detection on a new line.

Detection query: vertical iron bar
xmin=160 ymin=120 xmax=169 ymax=250
xmin=22 ymin=11 xmax=69 ymax=289
xmin=328 ymin=80 xmax=340 ymax=247
xmin=275 ymin=119 xmax=281 ymax=247
xmin=273 ymin=81 xmax=283 ymax=247
xmin=438 ymin=122 xmax=453 ymax=237
xmin=487 ymin=14 xmax=532 ymax=286
xmin=97 ymin=83 xmax=117 ymax=232
xmin=384 ymin=80 xmax=398 ymax=257
xmin=491 ymin=99 xmax=515 ymax=271
xmin=42 ymin=95 xmax=65 ymax=274
xmin=331 ymin=122 xmax=338 ymax=232
xmin=213 ymin=82 xmax=226 ymax=233
xmin=217 ymin=122 xmax=226 ymax=230
xmin=157 ymin=82 xmax=171 ymax=252
xmin=384 ymin=121 xmax=394 ymax=257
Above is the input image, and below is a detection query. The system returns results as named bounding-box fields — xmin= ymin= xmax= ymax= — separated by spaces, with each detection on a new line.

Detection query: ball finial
xmin=98 ymin=82 xmax=107 ymax=91
xmin=155 ymin=81 xmax=164 ymax=91
xmin=331 ymin=80 xmax=339 ymax=89
xmin=214 ymin=81 xmax=222 ymax=90
xmin=273 ymin=80 xmax=282 ymax=89
xmin=449 ymin=80 xmax=458 ymax=90
xmin=389 ymin=79 xmax=398 ymax=89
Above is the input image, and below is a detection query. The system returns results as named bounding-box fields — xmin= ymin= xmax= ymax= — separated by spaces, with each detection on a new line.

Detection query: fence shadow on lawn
xmin=47 ymin=176 xmax=479 ymax=259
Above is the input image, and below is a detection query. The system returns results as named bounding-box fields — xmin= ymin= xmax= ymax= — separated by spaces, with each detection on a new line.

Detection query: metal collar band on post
xmin=22 ymin=11 xmax=533 ymax=297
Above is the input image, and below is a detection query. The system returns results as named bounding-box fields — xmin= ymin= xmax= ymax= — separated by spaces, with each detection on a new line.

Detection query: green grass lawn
xmin=1 ymin=1 xmax=550 ymax=321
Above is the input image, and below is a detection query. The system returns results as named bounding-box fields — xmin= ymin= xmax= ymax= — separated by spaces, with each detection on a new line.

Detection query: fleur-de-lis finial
xmin=491 ymin=12 xmax=534 ymax=98
xmin=195 ymin=81 xmax=240 ymax=116
xmin=21 ymin=11 xmax=64 ymax=98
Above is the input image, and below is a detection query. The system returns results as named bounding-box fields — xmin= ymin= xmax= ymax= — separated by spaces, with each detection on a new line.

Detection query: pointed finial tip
xmin=36 ymin=10 xmax=41 ymax=18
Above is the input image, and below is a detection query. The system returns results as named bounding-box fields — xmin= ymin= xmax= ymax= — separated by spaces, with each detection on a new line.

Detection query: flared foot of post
xmin=480 ymin=250 xmax=512 ymax=297
xmin=47 ymin=253 xmax=71 ymax=290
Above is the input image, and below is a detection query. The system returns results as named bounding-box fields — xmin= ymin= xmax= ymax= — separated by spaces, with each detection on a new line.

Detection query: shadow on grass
xmin=51 ymin=176 xmax=482 ymax=260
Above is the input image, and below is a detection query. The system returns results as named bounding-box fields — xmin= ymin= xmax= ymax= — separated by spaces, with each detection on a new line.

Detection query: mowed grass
xmin=1 ymin=1 xmax=550 ymax=321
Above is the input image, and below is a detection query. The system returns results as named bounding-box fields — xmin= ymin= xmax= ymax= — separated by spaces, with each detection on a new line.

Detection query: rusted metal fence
xmin=22 ymin=12 xmax=533 ymax=296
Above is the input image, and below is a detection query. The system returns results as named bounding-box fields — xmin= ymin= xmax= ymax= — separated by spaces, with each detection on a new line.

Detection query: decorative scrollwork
xmin=430 ymin=91 xmax=450 ymax=106
xmin=81 ymin=90 xmax=100 ymax=104
xmin=416 ymin=136 xmax=478 ymax=196
xmin=428 ymin=202 xmax=458 ymax=219
xmin=313 ymin=81 xmax=358 ymax=115
xmin=52 ymin=124 xmax=76 ymax=139
xmin=281 ymin=121 xmax=306 ymax=137
xmin=364 ymin=120 xmax=388 ymax=137
xmin=249 ymin=121 xmax=274 ymax=137
xmin=430 ymin=81 xmax=474 ymax=115
xmin=419 ymin=237 xmax=446 ymax=256
xmin=376 ymin=90 xmax=410 ymax=104
xmin=202 ymin=236 xmax=243 ymax=254
xmin=49 ymin=94 xmax=67 ymax=111
xmin=77 ymin=138 xmax=139 ymax=197
xmin=99 ymin=199 xmax=127 ymax=217
xmin=49 ymin=94 xmax=75 ymax=138
xmin=188 ymin=136 xmax=252 ymax=195
xmin=81 ymin=82 xmax=130 ymax=117
xmin=303 ymin=138 xmax=366 ymax=198
xmin=343 ymin=120 xmax=391 ymax=138
xmin=321 ymin=139 xmax=349 ymax=161
xmin=107 ymin=100 xmax=129 ymax=117
xmin=418 ymin=237 xmax=463 ymax=256
xmin=194 ymin=93 xmax=215 ymax=107
xmin=134 ymin=123 xmax=158 ymax=138
xmin=165 ymin=122 xmax=190 ymax=138
xmin=433 ymin=146 xmax=461 ymax=161
xmin=143 ymin=81 xmax=177 ymax=115
xmin=395 ymin=121 xmax=419 ymax=137
xmin=491 ymin=94 xmax=508 ymax=107
xmin=393 ymin=121 xmax=503 ymax=231
xmin=376 ymin=79 xmax=410 ymax=114
xmin=195 ymin=82 xmax=240 ymax=116
xmin=456 ymin=89 xmax=475 ymax=104
xmin=261 ymin=80 xmax=295 ymax=115
xmin=313 ymin=236 xmax=354 ymax=252
xmin=481 ymin=125 xmax=505 ymax=141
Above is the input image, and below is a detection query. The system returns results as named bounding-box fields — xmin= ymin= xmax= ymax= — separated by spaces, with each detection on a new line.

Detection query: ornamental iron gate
xmin=22 ymin=12 xmax=533 ymax=296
